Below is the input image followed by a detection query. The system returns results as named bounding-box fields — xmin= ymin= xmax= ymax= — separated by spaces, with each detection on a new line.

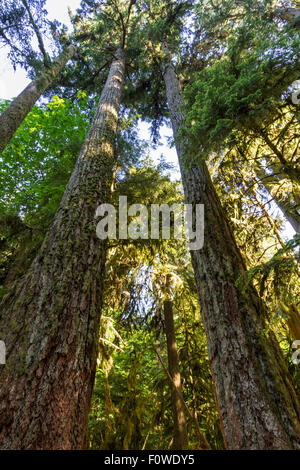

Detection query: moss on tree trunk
xmin=0 ymin=48 xmax=126 ymax=450
xmin=162 ymin=43 xmax=300 ymax=450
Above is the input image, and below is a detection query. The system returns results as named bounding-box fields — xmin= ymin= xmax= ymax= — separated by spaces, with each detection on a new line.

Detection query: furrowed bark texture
xmin=162 ymin=46 xmax=300 ymax=450
xmin=0 ymin=45 xmax=75 ymax=155
xmin=0 ymin=48 xmax=126 ymax=449
xmin=164 ymin=299 xmax=188 ymax=450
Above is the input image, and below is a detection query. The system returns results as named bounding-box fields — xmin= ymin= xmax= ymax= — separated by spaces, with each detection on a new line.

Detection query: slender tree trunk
xmin=0 ymin=45 xmax=75 ymax=155
xmin=164 ymin=299 xmax=188 ymax=450
xmin=286 ymin=304 xmax=300 ymax=341
xmin=280 ymin=7 xmax=300 ymax=22
xmin=258 ymin=130 xmax=300 ymax=185
xmin=161 ymin=44 xmax=300 ymax=450
xmin=255 ymin=167 xmax=300 ymax=233
xmin=272 ymin=197 xmax=299 ymax=233
xmin=154 ymin=347 xmax=210 ymax=450
xmin=0 ymin=47 xmax=126 ymax=449
xmin=21 ymin=0 xmax=49 ymax=65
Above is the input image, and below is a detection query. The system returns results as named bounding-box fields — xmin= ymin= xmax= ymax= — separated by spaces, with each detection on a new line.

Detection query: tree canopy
xmin=0 ymin=0 xmax=299 ymax=451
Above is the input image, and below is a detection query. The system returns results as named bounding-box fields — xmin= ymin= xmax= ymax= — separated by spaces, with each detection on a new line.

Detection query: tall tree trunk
xmin=164 ymin=299 xmax=188 ymax=450
xmin=0 ymin=45 xmax=75 ymax=155
xmin=0 ymin=47 xmax=126 ymax=449
xmin=161 ymin=44 xmax=300 ymax=450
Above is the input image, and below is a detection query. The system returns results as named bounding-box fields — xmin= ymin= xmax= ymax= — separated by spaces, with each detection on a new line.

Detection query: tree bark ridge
xmin=0 ymin=48 xmax=126 ymax=450
xmin=161 ymin=43 xmax=300 ymax=450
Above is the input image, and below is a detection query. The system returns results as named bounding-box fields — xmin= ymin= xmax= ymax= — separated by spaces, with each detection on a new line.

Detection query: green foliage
xmin=1 ymin=0 xmax=299 ymax=451
xmin=90 ymin=327 xmax=167 ymax=450
xmin=0 ymin=0 xmax=65 ymax=71
xmin=0 ymin=93 xmax=90 ymax=293
xmin=0 ymin=93 xmax=90 ymax=225
xmin=89 ymin=264 xmax=223 ymax=449
xmin=183 ymin=23 xmax=300 ymax=156
xmin=237 ymin=235 xmax=299 ymax=311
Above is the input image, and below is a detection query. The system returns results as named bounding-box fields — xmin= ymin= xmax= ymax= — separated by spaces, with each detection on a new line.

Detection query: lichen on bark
xmin=0 ymin=48 xmax=126 ymax=450
xmin=161 ymin=43 xmax=300 ymax=450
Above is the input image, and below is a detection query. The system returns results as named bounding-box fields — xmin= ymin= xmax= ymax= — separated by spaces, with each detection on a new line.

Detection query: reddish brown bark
xmin=162 ymin=43 xmax=300 ymax=450
xmin=0 ymin=48 xmax=126 ymax=449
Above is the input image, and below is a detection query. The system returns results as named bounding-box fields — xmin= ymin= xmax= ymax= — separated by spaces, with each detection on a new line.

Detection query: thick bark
xmin=164 ymin=299 xmax=188 ymax=450
xmin=0 ymin=48 xmax=126 ymax=449
xmin=0 ymin=45 xmax=75 ymax=155
xmin=162 ymin=45 xmax=300 ymax=450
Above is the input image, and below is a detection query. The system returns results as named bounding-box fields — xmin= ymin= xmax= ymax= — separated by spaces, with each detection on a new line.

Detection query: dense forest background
xmin=0 ymin=0 xmax=299 ymax=450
